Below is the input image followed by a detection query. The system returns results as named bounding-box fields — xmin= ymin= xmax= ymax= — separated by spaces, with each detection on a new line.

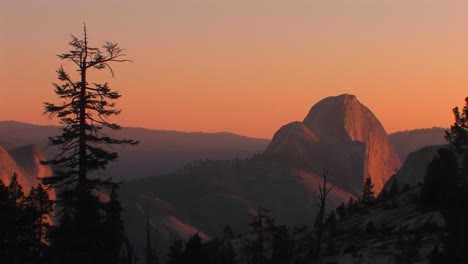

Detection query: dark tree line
xmin=166 ymin=230 xmax=236 ymax=264
xmin=422 ymin=97 xmax=468 ymax=263
xmin=0 ymin=174 xmax=53 ymax=263
xmin=165 ymin=207 xmax=316 ymax=264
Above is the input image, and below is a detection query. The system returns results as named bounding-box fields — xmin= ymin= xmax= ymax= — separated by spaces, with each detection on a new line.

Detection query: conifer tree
xmin=361 ymin=177 xmax=375 ymax=207
xmin=271 ymin=225 xmax=294 ymax=264
xmin=244 ymin=206 xmax=272 ymax=264
xmin=167 ymin=239 xmax=183 ymax=264
xmin=389 ymin=179 xmax=399 ymax=198
xmin=25 ymin=184 xmax=54 ymax=255
xmin=221 ymin=225 xmax=236 ymax=264
xmin=446 ymin=97 xmax=468 ymax=154
xmin=440 ymin=97 xmax=468 ymax=261
xmin=145 ymin=208 xmax=159 ymax=264
xmin=335 ymin=202 xmax=346 ymax=219
xmin=42 ymin=24 xmax=138 ymax=263
xmin=42 ymin=24 xmax=138 ymax=190
xmin=347 ymin=197 xmax=357 ymax=216
xmin=0 ymin=174 xmax=53 ymax=262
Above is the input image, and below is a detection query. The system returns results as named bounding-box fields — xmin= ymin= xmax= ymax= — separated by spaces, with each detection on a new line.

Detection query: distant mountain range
xmin=389 ymin=127 xmax=447 ymax=162
xmin=0 ymin=121 xmax=269 ymax=181
xmin=0 ymin=121 xmax=447 ymax=184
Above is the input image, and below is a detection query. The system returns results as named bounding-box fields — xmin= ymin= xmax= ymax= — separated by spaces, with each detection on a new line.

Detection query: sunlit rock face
xmin=0 ymin=144 xmax=54 ymax=199
xmin=266 ymin=94 xmax=401 ymax=195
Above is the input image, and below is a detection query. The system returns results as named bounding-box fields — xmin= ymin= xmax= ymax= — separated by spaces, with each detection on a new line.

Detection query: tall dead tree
xmin=313 ymin=169 xmax=334 ymax=258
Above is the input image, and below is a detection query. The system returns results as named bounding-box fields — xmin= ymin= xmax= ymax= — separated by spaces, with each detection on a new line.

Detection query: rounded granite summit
xmin=265 ymin=94 xmax=401 ymax=194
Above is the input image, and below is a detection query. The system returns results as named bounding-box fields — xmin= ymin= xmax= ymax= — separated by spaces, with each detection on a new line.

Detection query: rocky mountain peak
xmin=266 ymin=94 xmax=401 ymax=194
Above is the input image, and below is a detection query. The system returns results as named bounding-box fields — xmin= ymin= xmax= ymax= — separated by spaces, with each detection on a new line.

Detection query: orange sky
xmin=1 ymin=0 xmax=467 ymax=139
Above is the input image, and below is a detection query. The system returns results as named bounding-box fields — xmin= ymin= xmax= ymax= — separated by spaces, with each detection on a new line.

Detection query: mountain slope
xmin=120 ymin=158 xmax=355 ymax=258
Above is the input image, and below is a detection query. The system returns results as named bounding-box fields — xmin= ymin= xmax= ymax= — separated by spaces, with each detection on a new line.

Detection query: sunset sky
xmin=1 ymin=0 xmax=467 ymax=139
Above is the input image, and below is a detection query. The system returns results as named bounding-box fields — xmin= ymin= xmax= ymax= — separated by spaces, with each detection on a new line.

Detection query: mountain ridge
xmin=0 ymin=121 xmax=270 ymax=181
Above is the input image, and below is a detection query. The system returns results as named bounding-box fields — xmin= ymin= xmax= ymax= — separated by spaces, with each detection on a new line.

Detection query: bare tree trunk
xmin=78 ymin=25 xmax=88 ymax=190
xmin=314 ymin=169 xmax=334 ymax=259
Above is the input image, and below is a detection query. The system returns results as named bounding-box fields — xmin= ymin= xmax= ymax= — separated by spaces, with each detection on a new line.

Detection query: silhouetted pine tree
xmin=335 ymin=202 xmax=346 ymax=219
xmin=167 ymin=239 xmax=184 ymax=264
xmin=441 ymin=98 xmax=468 ymax=262
xmin=0 ymin=174 xmax=53 ymax=263
xmin=221 ymin=226 xmax=236 ymax=264
xmin=145 ymin=208 xmax=158 ymax=264
xmin=243 ymin=206 xmax=272 ymax=264
xmin=41 ymin=24 xmax=138 ymax=263
xmin=361 ymin=177 xmax=375 ymax=207
xmin=271 ymin=225 xmax=294 ymax=264
xmin=347 ymin=197 xmax=358 ymax=216
xmin=389 ymin=179 xmax=399 ymax=198
xmin=421 ymin=148 xmax=458 ymax=210
xmin=24 ymin=184 xmax=54 ymax=256
xmin=421 ymin=97 xmax=468 ymax=262
xmin=184 ymin=233 xmax=204 ymax=264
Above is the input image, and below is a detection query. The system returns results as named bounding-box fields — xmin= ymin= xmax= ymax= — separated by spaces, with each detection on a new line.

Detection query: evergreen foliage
xmin=361 ymin=177 xmax=375 ymax=207
xmin=243 ymin=206 xmax=273 ymax=264
xmin=41 ymin=24 xmax=137 ymax=263
xmin=0 ymin=174 xmax=53 ymax=263
xmin=421 ymin=96 xmax=468 ymax=262
xmin=166 ymin=239 xmax=184 ymax=264
xmin=389 ymin=179 xmax=399 ymax=197
xmin=347 ymin=197 xmax=359 ymax=216
xmin=335 ymin=202 xmax=346 ymax=219
xmin=270 ymin=225 xmax=294 ymax=264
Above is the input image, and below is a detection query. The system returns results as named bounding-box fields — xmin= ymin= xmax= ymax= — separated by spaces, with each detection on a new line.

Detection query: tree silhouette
xmin=335 ymin=202 xmax=346 ymax=219
xmin=42 ymin=24 xmax=138 ymax=263
xmin=25 ymin=184 xmax=54 ymax=255
xmin=243 ymin=206 xmax=273 ymax=264
xmin=167 ymin=239 xmax=184 ymax=264
xmin=445 ymin=97 xmax=468 ymax=154
xmin=420 ymin=97 xmax=468 ymax=262
xmin=441 ymin=97 xmax=468 ymax=262
xmin=312 ymin=169 xmax=334 ymax=258
xmin=361 ymin=177 xmax=375 ymax=207
xmin=271 ymin=225 xmax=294 ymax=264
xmin=0 ymin=174 xmax=53 ymax=263
xmin=42 ymin=23 xmax=138 ymax=191
xmin=145 ymin=208 xmax=159 ymax=264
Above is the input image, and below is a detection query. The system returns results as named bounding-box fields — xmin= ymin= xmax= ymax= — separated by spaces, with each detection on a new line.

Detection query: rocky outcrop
xmin=0 ymin=144 xmax=54 ymax=199
xmin=383 ymin=145 xmax=445 ymax=192
xmin=266 ymin=94 xmax=401 ymax=195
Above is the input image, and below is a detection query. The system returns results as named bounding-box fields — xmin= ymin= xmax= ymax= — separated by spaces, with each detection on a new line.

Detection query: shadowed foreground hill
xmin=120 ymin=157 xmax=354 ymax=259
xmin=0 ymin=121 xmax=269 ymax=181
